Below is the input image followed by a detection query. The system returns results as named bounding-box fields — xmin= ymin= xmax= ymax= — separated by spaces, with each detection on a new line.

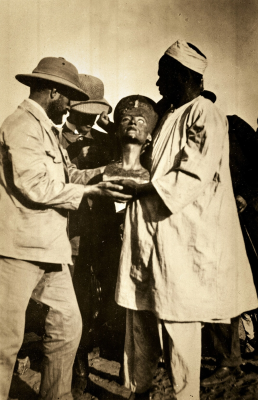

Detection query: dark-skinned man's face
xmin=156 ymin=55 xmax=185 ymax=106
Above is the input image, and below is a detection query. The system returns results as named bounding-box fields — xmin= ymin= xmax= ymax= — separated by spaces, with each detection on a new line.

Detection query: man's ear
xmin=50 ymin=88 xmax=60 ymax=100
xmin=147 ymin=133 xmax=152 ymax=142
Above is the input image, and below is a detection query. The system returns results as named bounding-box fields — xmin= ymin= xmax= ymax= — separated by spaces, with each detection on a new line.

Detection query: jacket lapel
xmin=58 ymin=142 xmax=69 ymax=166
xmin=20 ymin=100 xmax=69 ymax=167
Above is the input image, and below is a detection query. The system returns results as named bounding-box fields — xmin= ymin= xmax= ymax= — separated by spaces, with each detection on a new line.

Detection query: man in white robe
xmin=115 ymin=40 xmax=258 ymax=400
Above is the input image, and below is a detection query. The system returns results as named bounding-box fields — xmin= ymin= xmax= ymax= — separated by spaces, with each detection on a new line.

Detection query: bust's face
xmin=117 ymin=114 xmax=151 ymax=145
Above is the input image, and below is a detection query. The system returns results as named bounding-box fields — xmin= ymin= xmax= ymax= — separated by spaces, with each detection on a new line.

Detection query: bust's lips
xmin=127 ymin=126 xmax=137 ymax=132
xmin=126 ymin=127 xmax=138 ymax=137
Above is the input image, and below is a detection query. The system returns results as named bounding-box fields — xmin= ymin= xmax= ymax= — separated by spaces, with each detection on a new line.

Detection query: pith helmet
xmin=70 ymin=74 xmax=112 ymax=115
xmin=16 ymin=57 xmax=89 ymax=101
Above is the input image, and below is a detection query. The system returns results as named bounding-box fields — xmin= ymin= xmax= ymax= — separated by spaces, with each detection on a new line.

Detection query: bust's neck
xmin=121 ymin=143 xmax=143 ymax=171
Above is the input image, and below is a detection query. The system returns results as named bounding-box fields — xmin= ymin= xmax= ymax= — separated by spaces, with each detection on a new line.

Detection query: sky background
xmin=1 ymin=0 xmax=258 ymax=128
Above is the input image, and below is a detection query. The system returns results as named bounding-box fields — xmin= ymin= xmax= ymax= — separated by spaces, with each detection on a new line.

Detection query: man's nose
xmin=156 ymin=78 xmax=160 ymax=87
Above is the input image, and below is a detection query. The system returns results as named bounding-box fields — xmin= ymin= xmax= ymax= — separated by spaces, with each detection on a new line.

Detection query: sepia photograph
xmin=0 ymin=1 xmax=258 ymax=399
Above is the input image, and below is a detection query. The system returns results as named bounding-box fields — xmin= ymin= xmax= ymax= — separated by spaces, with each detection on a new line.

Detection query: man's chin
xmin=121 ymin=136 xmax=141 ymax=145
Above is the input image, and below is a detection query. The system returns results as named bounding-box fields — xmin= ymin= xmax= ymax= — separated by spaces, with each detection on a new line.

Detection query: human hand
xmin=66 ymin=138 xmax=85 ymax=160
xmin=97 ymin=112 xmax=110 ymax=129
xmin=84 ymin=181 xmax=132 ymax=202
xmin=118 ymin=179 xmax=139 ymax=196
xmin=236 ymin=195 xmax=247 ymax=213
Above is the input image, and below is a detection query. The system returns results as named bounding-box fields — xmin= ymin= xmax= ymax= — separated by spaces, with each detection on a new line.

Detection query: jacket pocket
xmin=46 ymin=149 xmax=62 ymax=163
xmin=15 ymin=208 xmax=53 ymax=249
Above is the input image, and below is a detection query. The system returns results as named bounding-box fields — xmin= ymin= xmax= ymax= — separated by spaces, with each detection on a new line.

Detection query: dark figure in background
xmin=60 ymin=74 xmax=125 ymax=394
xmin=201 ymin=90 xmax=258 ymax=388
xmin=60 ymin=74 xmax=113 ymax=274
xmin=227 ymin=114 xmax=258 ymax=356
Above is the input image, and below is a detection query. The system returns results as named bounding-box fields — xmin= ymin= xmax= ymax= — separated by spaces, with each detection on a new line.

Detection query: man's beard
xmin=47 ymin=97 xmax=66 ymax=124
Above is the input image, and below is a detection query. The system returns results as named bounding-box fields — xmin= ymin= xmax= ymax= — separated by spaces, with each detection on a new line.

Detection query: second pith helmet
xmin=70 ymin=74 xmax=112 ymax=115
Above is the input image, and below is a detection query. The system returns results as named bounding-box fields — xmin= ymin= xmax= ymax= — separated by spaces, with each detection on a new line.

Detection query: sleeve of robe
xmin=152 ymin=100 xmax=228 ymax=214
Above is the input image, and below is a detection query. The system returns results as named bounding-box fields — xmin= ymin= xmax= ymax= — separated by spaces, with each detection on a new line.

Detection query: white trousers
xmin=124 ymin=309 xmax=201 ymax=400
xmin=0 ymin=257 xmax=82 ymax=400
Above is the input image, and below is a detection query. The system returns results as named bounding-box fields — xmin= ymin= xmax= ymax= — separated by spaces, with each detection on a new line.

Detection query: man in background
xmin=60 ymin=74 xmax=113 ymax=274
xmin=200 ymin=90 xmax=258 ymax=387
xmin=60 ymin=74 xmax=124 ymax=392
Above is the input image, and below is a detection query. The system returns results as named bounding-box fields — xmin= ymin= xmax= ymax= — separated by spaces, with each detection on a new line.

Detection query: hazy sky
xmin=1 ymin=0 xmax=258 ymax=127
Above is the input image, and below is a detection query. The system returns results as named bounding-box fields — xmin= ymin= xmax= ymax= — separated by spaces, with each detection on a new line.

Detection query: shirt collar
xmin=26 ymin=98 xmax=61 ymax=130
xmin=26 ymin=98 xmax=49 ymax=119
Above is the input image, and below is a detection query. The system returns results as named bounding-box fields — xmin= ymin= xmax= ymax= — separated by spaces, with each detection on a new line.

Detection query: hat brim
xmin=15 ymin=73 xmax=89 ymax=101
xmin=70 ymin=98 xmax=112 ymax=115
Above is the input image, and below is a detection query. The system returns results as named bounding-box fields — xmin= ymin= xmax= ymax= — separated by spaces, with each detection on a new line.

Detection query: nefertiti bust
xmin=103 ymin=95 xmax=158 ymax=185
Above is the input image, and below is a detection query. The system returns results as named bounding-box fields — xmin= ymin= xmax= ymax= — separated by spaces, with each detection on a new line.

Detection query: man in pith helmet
xmin=59 ymin=74 xmax=122 ymax=392
xmin=61 ymin=74 xmax=113 ymax=169
xmin=60 ymin=74 xmax=114 ymax=274
xmin=0 ymin=57 xmax=131 ymax=400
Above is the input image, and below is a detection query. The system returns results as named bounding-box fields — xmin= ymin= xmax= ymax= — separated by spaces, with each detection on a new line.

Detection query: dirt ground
xmin=8 ymin=328 xmax=258 ymax=400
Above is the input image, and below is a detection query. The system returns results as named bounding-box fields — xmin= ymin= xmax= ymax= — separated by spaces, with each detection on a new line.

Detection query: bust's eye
xmin=137 ymin=118 xmax=146 ymax=125
xmin=121 ymin=116 xmax=131 ymax=123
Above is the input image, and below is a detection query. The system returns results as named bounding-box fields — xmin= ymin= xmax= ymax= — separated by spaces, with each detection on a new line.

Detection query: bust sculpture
xmin=103 ymin=95 xmax=158 ymax=187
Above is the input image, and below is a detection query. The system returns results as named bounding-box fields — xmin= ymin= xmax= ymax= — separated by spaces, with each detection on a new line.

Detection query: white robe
xmin=115 ymin=96 xmax=258 ymax=322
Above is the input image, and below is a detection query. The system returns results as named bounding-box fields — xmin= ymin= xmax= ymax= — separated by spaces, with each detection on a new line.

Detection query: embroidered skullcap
xmin=114 ymin=95 xmax=158 ymax=132
xmin=165 ymin=40 xmax=207 ymax=75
